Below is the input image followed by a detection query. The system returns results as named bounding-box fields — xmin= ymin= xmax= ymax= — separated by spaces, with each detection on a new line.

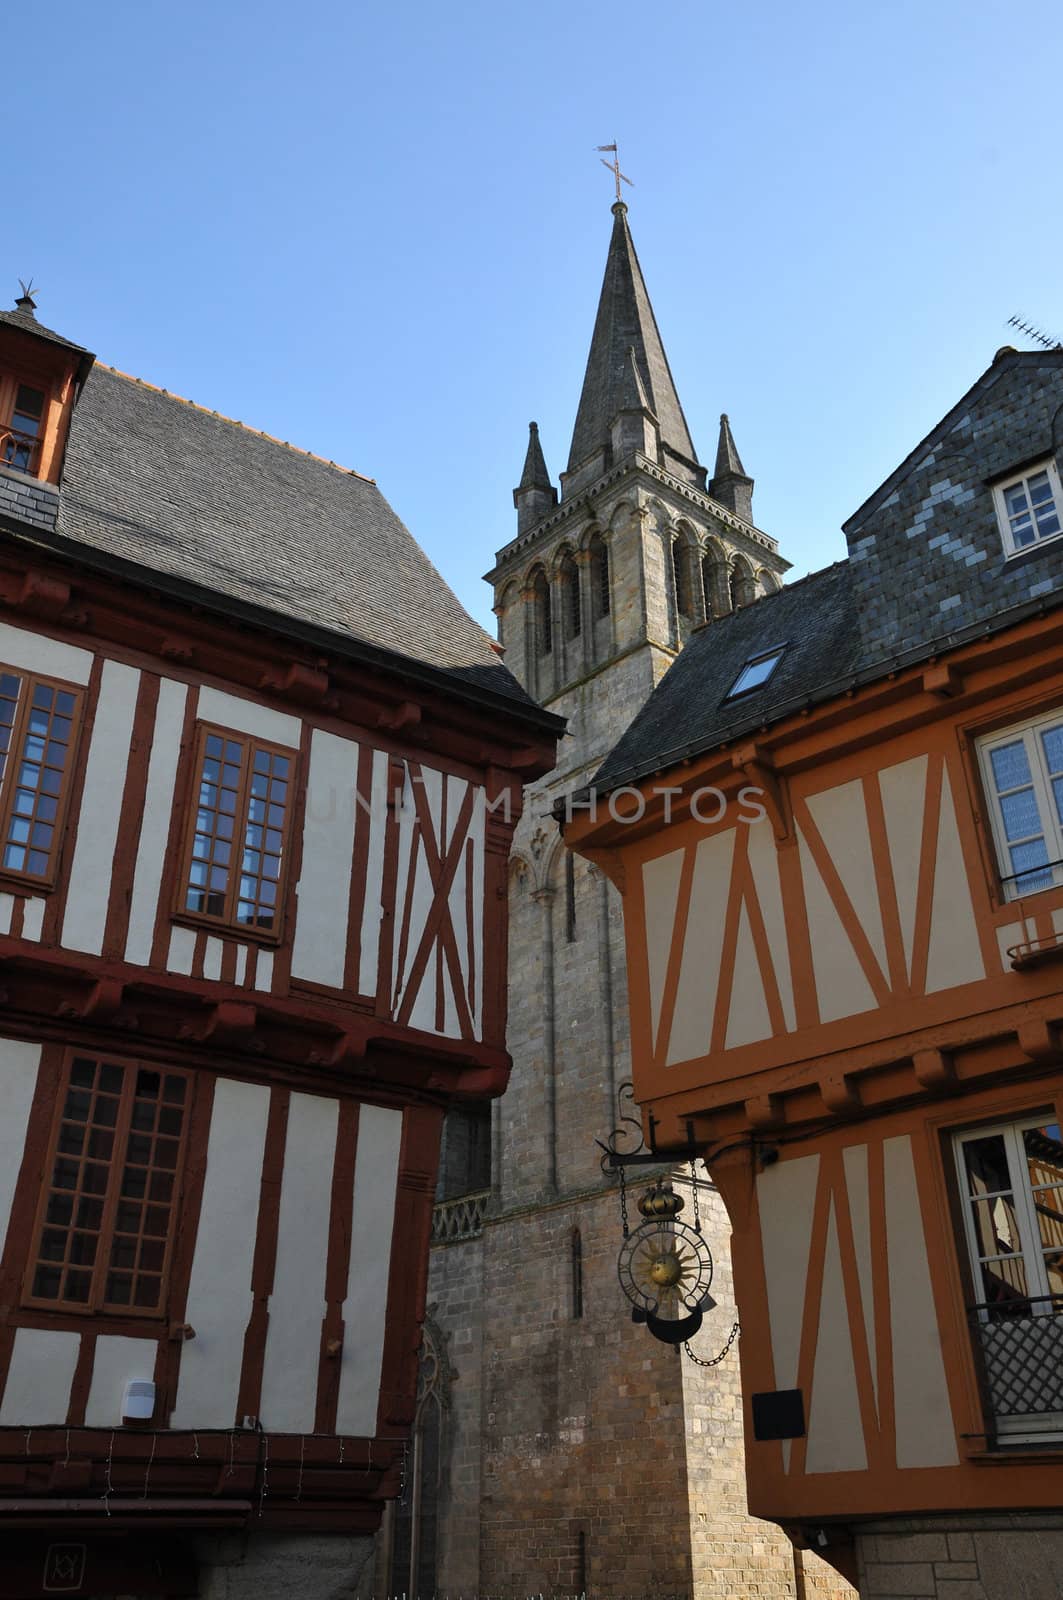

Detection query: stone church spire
xmin=563 ymin=201 xmax=704 ymax=496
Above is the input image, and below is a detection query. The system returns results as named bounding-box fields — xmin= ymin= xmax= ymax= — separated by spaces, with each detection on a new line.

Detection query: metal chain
xmin=618 ymin=1161 xmax=629 ymax=1239
xmin=689 ymin=1159 xmax=701 ymax=1234
xmin=684 ymin=1320 xmax=740 ymax=1368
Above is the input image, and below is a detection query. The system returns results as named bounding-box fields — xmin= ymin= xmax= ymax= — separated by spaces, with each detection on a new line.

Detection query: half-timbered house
xmin=565 ymin=344 xmax=1063 ymax=1599
xmin=0 ymin=288 xmax=560 ymax=1598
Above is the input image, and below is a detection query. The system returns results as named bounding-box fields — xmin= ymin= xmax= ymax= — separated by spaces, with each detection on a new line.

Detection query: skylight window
xmin=725 ymin=647 xmax=785 ymax=700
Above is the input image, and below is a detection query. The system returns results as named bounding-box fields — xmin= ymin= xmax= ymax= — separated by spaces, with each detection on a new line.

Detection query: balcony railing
xmin=969 ymin=1294 xmax=1063 ymax=1441
xmin=431 ymin=1188 xmax=490 ymax=1245
xmin=1 ymin=426 xmax=41 ymax=476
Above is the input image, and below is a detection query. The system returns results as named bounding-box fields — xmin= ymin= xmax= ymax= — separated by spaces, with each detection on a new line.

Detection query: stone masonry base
xmin=194 ymin=1532 xmax=376 ymax=1600
xmin=855 ymin=1514 xmax=1063 ymax=1599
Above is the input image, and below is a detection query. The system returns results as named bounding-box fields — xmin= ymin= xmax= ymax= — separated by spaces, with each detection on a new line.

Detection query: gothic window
xmin=571 ymin=1226 xmax=583 ymax=1318
xmin=436 ymin=1104 xmax=491 ymax=1199
xmin=26 ymin=1055 xmax=190 ymax=1315
xmin=0 ymin=668 xmax=82 ymax=885
xmin=560 ymin=552 xmax=581 ymax=639
xmin=179 ymin=725 xmax=296 ymax=937
xmin=672 ymin=538 xmax=692 ymax=621
xmin=388 ymin=1318 xmax=448 ymax=1595
xmin=702 ymin=552 xmax=720 ymax=620
xmin=532 ymin=568 xmax=552 ymax=655
xmin=564 ymin=849 xmax=577 ymax=943
xmin=730 ymin=560 xmax=756 ymax=610
xmin=589 ymin=534 xmax=611 ymax=619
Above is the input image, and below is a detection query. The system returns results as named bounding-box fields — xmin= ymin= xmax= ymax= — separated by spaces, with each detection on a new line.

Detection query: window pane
xmin=1008 ymin=837 xmax=1052 ymax=893
xmin=999 ymin=787 xmax=1043 ymax=842
xmin=30 ymin=1058 xmax=187 ymax=1313
xmin=990 ymin=740 xmax=1032 ymax=794
xmin=2 ymin=674 xmax=77 ymax=878
xmin=970 ymin=1196 xmax=1022 ymax=1257
xmin=962 ymin=1133 xmax=1012 ymax=1197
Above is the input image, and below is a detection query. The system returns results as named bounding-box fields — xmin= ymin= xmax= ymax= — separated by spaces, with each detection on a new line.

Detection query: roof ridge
xmin=97 ymin=365 xmax=376 ymax=484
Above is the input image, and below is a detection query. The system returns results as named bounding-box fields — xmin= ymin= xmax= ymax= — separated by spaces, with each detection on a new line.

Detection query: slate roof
xmin=589 ymin=562 xmax=861 ymax=792
xmin=567 ymin=203 xmax=699 ymax=475
xmin=0 ymin=305 xmax=92 ymax=358
xmin=49 ymin=365 xmax=546 ymax=713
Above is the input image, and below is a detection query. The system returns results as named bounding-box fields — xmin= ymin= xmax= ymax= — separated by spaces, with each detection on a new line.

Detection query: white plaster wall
xmin=170 ymin=1079 xmax=270 ymax=1428
xmin=0 ymin=1040 xmax=41 ymax=1258
xmin=335 ymin=1104 xmax=403 ymax=1436
xmin=259 ymin=1091 xmax=338 ymax=1433
xmin=62 ymin=660 xmax=140 ymax=955
xmin=291 ymin=728 xmax=360 ymax=990
xmin=84 ymin=1334 xmax=159 ymax=1427
xmin=0 ymin=622 xmax=92 ymax=685
xmin=124 ymin=676 xmax=187 ymax=965
xmin=197 ymin=687 xmax=300 ymax=750
xmin=0 ymin=1328 xmax=79 ymax=1424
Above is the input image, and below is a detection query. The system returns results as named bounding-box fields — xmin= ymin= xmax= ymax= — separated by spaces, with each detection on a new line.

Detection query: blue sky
xmin=9 ymin=0 xmax=1062 ymax=632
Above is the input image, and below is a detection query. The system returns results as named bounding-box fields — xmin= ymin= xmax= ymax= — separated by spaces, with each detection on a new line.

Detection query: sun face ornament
xmin=617 ymin=1178 xmax=716 ymax=1344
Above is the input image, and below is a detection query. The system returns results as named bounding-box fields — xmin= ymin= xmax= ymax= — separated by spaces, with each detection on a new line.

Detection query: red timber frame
xmin=0 ymin=534 xmax=558 ymax=1538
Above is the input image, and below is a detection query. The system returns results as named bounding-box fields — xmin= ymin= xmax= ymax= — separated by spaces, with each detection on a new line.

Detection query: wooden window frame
xmin=0 ymin=665 xmax=83 ymax=893
xmin=22 ymin=1053 xmax=192 ymax=1322
xmin=173 ymin=720 xmax=298 ymax=945
xmin=977 ymin=706 xmax=1063 ymax=903
xmin=0 ymin=367 xmax=53 ymax=481
xmin=993 ymin=458 xmax=1063 ymax=559
xmin=951 ymin=1109 xmax=1063 ymax=1445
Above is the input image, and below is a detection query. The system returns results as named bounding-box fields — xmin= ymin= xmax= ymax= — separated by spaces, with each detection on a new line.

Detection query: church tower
xmin=392 ymin=203 xmax=849 ymax=1600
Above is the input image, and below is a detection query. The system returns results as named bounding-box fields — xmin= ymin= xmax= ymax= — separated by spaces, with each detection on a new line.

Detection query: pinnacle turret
xmin=513 ymin=421 xmax=558 ymax=534
xmin=710 ymin=412 xmax=754 ymax=524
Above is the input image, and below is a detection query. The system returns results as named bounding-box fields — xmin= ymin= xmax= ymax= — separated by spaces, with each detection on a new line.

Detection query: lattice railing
xmin=970 ymin=1295 xmax=1063 ymax=1423
xmin=431 ymin=1188 xmax=490 ymax=1244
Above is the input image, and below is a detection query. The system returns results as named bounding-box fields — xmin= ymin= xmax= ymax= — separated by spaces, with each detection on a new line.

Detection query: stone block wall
xmin=855 ymin=1515 xmax=1063 ymax=1599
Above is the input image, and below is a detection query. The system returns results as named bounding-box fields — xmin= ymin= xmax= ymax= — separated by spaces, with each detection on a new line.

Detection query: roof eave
xmin=0 ymin=513 xmax=566 ymax=741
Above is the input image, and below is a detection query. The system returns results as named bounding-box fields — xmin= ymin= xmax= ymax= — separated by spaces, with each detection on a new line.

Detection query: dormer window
xmin=724 ymin=646 xmax=786 ymax=701
xmin=993 ymin=460 xmax=1063 ymax=556
xmin=1 ymin=380 xmax=46 ymax=476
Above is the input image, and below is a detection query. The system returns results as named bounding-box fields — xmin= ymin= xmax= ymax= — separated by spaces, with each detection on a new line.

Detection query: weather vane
xmin=596 ymin=142 xmax=633 ymax=203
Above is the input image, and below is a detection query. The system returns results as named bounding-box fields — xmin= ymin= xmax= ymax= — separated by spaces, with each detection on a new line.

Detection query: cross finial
xmin=596 ymin=142 xmax=633 ymax=204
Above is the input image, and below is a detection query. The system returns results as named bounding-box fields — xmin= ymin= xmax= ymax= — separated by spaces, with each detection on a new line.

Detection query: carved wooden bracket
xmin=745 ymin=1092 xmax=784 ymax=1131
xmin=160 ymin=634 xmax=195 ymax=663
xmin=923 ymin=662 xmax=963 ymax=698
xmin=259 ymin=660 xmax=329 ymax=705
xmin=56 ymin=977 xmax=126 ymax=1022
xmin=730 ymin=742 xmax=791 ymax=842
xmin=820 ymin=1071 xmax=861 ymax=1116
xmin=912 ymin=1047 xmax=955 ymax=1089
xmin=179 ymin=999 xmax=258 ymax=1046
xmin=377 ymin=700 xmax=421 ymax=732
xmin=18 ymin=569 xmax=70 ymax=620
xmin=1017 ymin=1017 xmax=1056 ymax=1063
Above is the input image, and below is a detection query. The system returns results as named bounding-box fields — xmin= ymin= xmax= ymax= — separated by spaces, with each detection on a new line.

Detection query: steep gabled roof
xmin=844 ymin=348 xmax=1063 ymax=533
xmin=52 ymin=365 xmax=542 ymax=709
xmin=567 ymin=202 xmax=698 ymax=474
